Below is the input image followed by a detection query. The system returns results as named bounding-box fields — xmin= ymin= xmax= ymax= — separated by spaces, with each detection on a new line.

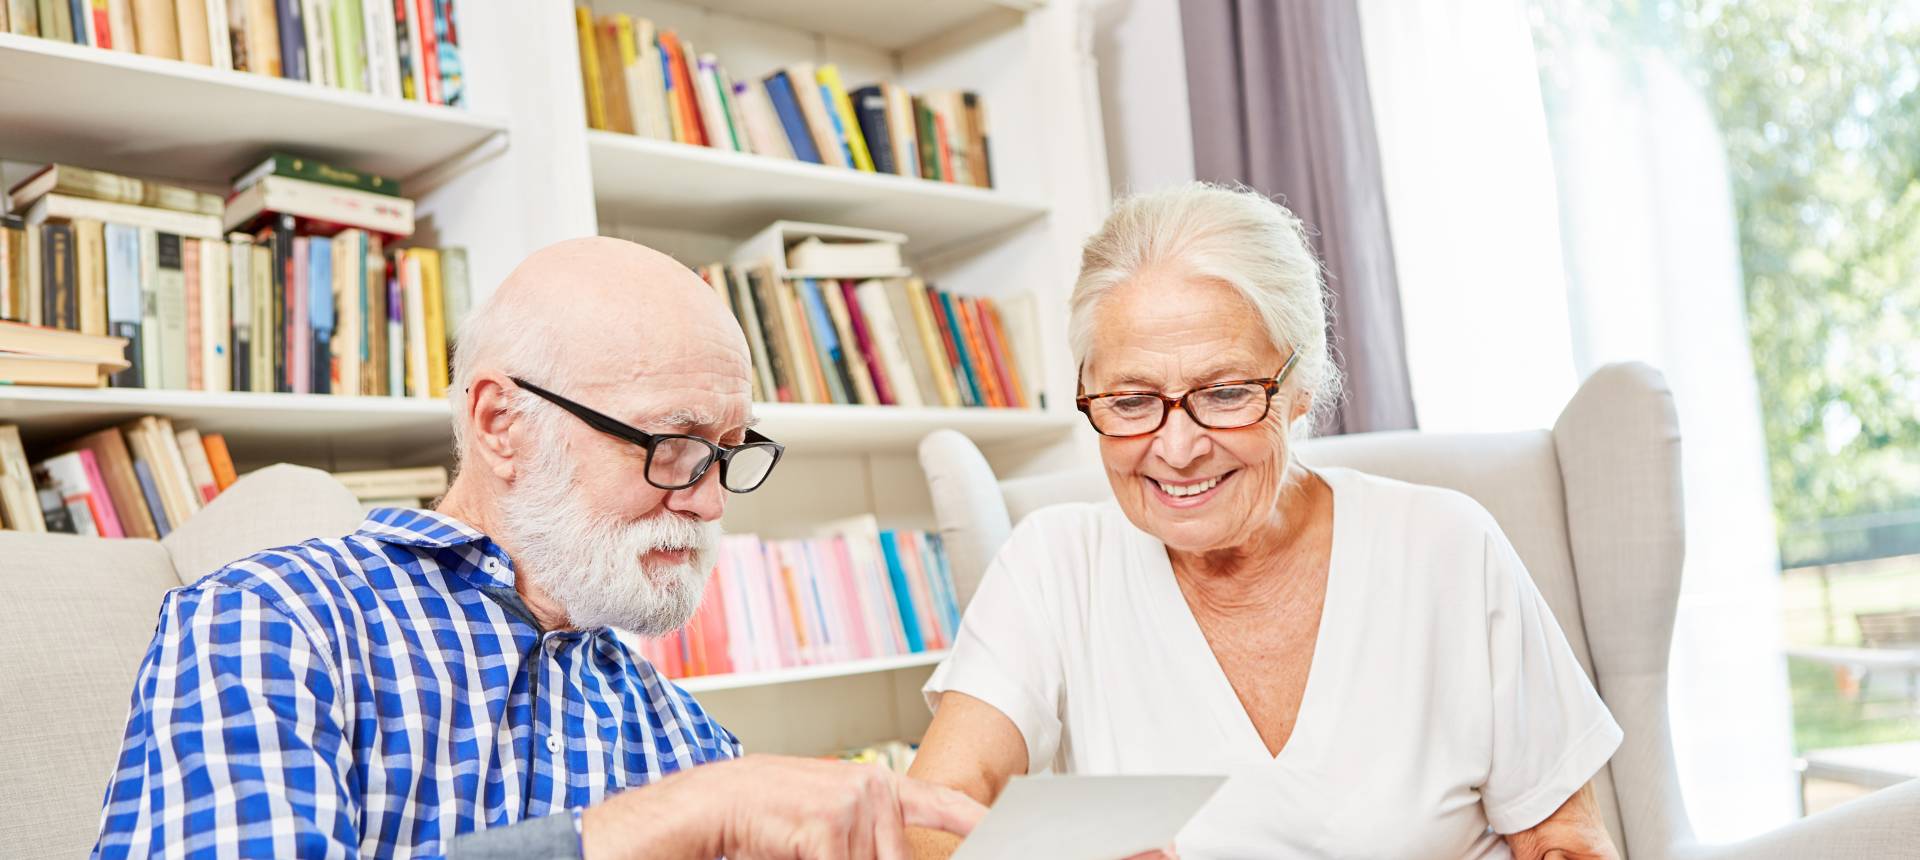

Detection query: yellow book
xmin=417 ymin=248 xmax=448 ymax=399
xmin=906 ymin=278 xmax=962 ymax=407
xmin=575 ymin=7 xmax=607 ymax=131
xmin=816 ymin=64 xmax=876 ymax=172
xmin=74 ymin=219 xmax=107 ymax=337
xmin=615 ymin=14 xmax=638 ymax=67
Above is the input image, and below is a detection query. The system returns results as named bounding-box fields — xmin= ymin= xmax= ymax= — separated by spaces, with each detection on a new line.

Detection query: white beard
xmin=498 ymin=441 xmax=720 ymax=635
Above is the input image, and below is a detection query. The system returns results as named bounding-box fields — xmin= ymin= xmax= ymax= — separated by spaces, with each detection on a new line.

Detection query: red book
xmin=78 ymin=449 xmax=124 ymax=539
xmin=933 ymin=111 xmax=957 ymax=184
xmin=414 ymin=0 xmax=441 ymax=104
xmin=954 ymin=297 xmax=1002 ymax=407
xmin=983 ymin=300 xmax=1031 ymax=408
xmin=924 ymin=287 xmax=969 ymax=405
xmin=972 ymin=298 xmax=1022 ymax=408
xmin=184 ymin=239 xmax=203 ymax=391
xmin=658 ymin=31 xmax=707 ymax=147
xmin=91 ymin=4 xmax=114 ymax=49
xmin=838 ymin=280 xmax=895 ymax=405
xmin=699 ymin=577 xmax=733 ymax=676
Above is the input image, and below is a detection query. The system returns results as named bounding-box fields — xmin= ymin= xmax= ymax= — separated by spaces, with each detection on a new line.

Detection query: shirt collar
xmin=356 ymin=507 xmax=491 ymax=548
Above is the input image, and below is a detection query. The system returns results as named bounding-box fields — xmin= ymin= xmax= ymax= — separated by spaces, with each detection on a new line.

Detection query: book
xmin=245 ymin=0 xmax=282 ymax=77
xmin=25 ymin=194 xmax=224 ymax=240
xmin=21 ymin=223 xmax=38 ymax=327
xmin=852 ymin=279 xmax=924 ymax=407
xmin=395 ymin=0 xmax=418 ymax=99
xmin=307 ymin=235 xmax=333 ymax=394
xmin=914 ymin=97 xmax=942 ymax=181
xmin=301 ymin=0 xmax=327 ymax=86
xmin=433 ymin=0 xmax=462 ymax=106
xmin=415 ymin=247 xmax=447 ymax=397
xmin=850 ymin=85 xmax=896 ymax=175
xmin=440 ymin=246 xmax=469 ymax=345
xmin=153 ymin=233 xmax=188 ymax=390
xmin=622 ymin=16 xmax=671 ymax=141
xmin=233 ymin=154 xmax=403 ymax=198
xmin=762 ymin=70 xmax=823 ymax=165
xmin=58 ymin=426 xmax=156 ymax=538
xmin=401 ymin=250 xmax=427 ymax=397
xmin=927 ymin=284 xmax=976 ymax=406
xmin=173 ymin=428 xmax=220 ymax=504
xmin=32 ymin=475 xmax=82 ymax=535
xmin=797 ymin=279 xmax=851 ymax=404
xmin=103 ymin=224 xmax=142 ymax=387
xmin=6 ymin=0 xmax=35 ymax=37
xmin=176 ymin=0 xmax=213 ymax=65
xmin=202 ymin=238 xmax=231 ymax=392
xmin=1 ymin=217 xmax=21 ymax=322
xmin=39 ymin=222 xmax=75 ymax=331
xmin=883 ymin=83 xmax=921 ymax=179
xmin=184 ymin=239 xmax=202 ymax=390
xmin=202 ymin=433 xmax=238 ymax=491
xmin=130 ymin=0 xmax=176 ymax=59
xmin=963 ymin=91 xmax=994 ymax=188
xmin=289 ymin=235 xmax=308 ymax=393
xmin=51 ymin=450 xmax=118 ymax=539
xmin=225 ymin=175 xmax=415 ymax=237
xmin=592 ymin=14 xmax=633 ymax=134
xmin=363 ymin=0 xmax=399 ymax=96
xmin=782 ymin=64 xmax=846 ymax=168
xmin=331 ymin=465 xmax=447 ymax=500
xmin=693 ymin=55 xmax=736 ymax=151
xmin=0 ymin=425 xmax=46 ymax=533
xmin=746 ymin=265 xmax=796 ymax=403
xmin=885 ymin=278 xmax=953 ymax=407
xmin=74 ymin=219 xmax=107 ymax=337
xmin=0 ymin=319 xmax=126 ymax=365
xmin=412 ymin=0 xmax=439 ymax=104
xmin=0 ymin=352 xmax=121 ymax=386
xmin=132 ymin=459 xmax=169 ymax=536
xmin=785 ymin=236 xmax=903 ymax=277
xmin=820 ymin=280 xmax=878 ymax=406
xmin=817 ymin=65 xmax=875 ymax=172
xmin=8 ymin=164 xmax=223 ymax=216
xmin=333 ymin=0 xmax=366 ymax=92
xmin=734 ymin=80 xmax=794 ymax=160
xmin=275 ymin=0 xmax=306 ymax=81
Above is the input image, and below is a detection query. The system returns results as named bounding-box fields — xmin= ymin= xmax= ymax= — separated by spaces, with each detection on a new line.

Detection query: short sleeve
xmin=1480 ymin=528 xmax=1624 ymax=834
xmin=922 ymin=514 xmax=1072 ymax=776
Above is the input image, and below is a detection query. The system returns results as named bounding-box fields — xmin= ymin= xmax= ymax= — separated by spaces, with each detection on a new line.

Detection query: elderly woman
xmin=907 ymin=184 xmax=1621 ymax=859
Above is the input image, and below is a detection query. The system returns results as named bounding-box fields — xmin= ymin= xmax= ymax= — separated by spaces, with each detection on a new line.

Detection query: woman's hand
xmin=1504 ymin=781 xmax=1619 ymax=860
xmin=583 ymin=754 xmax=986 ymax=860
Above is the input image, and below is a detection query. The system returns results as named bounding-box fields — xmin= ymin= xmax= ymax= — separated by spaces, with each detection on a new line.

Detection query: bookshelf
xmin=1 ymin=0 xmax=1113 ymax=757
xmin=588 ymin=131 xmax=1048 ymax=256
xmin=0 ymin=33 xmax=508 ymax=188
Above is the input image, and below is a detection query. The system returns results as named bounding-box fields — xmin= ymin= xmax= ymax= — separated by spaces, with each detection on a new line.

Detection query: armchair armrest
xmin=1678 ymin=780 xmax=1920 ymax=860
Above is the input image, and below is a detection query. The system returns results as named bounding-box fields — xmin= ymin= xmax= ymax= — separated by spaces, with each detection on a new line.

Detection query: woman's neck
xmin=1167 ymin=466 xmax=1333 ymax=612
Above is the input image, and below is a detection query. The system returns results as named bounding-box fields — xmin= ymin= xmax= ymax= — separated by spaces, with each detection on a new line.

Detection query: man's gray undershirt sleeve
xmin=445 ymin=810 xmax=584 ymax=860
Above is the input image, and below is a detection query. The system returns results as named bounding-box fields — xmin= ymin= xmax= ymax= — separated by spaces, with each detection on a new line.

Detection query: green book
xmin=914 ymin=99 xmax=942 ymax=182
xmin=334 ymin=0 xmax=367 ymax=93
xmin=232 ymin=153 xmax=401 ymax=197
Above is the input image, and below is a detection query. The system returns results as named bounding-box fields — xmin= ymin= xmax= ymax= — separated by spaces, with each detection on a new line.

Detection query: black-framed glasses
xmin=1075 ymin=351 xmax=1300 ymax=438
xmin=510 ymin=377 xmax=785 ymax=493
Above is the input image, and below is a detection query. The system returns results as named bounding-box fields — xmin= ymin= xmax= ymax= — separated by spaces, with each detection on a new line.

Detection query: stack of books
xmin=0 ymin=318 xmax=129 ymax=386
xmin=638 ymin=519 xmax=962 ymax=681
xmin=575 ymin=9 xmax=993 ymax=188
xmin=2 ymin=158 xmax=469 ymax=398
xmin=701 ymin=266 xmax=1035 ymax=409
xmin=333 ymin=464 xmax=447 ymax=510
xmin=0 ymin=417 xmax=236 ymax=538
xmin=1 ymin=0 xmax=464 ymax=106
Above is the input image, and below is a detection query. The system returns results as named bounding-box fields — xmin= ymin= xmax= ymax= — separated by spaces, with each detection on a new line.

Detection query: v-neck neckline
xmin=1140 ymin=466 xmax=1349 ymax=764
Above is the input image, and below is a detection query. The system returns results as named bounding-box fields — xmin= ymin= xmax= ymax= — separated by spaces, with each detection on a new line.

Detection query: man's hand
xmin=584 ymin=754 xmax=987 ymax=860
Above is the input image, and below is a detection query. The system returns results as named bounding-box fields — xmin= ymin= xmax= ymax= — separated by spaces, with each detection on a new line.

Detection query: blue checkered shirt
xmin=93 ymin=508 xmax=742 ymax=859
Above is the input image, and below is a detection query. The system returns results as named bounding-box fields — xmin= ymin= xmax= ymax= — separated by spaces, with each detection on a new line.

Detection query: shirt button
xmin=546 ymin=735 xmax=563 ymax=754
xmin=483 ymin=557 xmax=505 ymax=575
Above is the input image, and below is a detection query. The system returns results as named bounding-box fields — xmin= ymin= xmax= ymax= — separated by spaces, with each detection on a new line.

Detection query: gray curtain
xmin=1181 ymin=0 xmax=1417 ymax=434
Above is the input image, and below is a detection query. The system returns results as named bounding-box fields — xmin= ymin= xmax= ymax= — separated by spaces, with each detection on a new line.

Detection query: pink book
xmin=78 ymin=449 xmax=124 ymax=539
xmin=900 ymin=533 xmax=945 ymax=650
xmin=827 ymin=539 xmax=872 ymax=660
xmin=291 ymin=238 xmax=311 ymax=395
xmin=765 ymin=541 xmax=801 ymax=668
xmin=816 ymin=540 xmax=860 ymax=663
xmin=183 ymin=239 xmax=203 ymax=391
xmin=839 ymin=280 xmax=896 ymax=405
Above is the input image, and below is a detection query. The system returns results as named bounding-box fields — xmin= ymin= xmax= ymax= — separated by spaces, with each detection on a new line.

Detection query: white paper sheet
xmin=952 ymin=774 xmax=1227 ymax=860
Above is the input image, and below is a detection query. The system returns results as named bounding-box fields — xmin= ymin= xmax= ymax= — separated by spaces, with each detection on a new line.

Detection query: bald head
xmin=450 ymin=237 xmax=753 ymax=455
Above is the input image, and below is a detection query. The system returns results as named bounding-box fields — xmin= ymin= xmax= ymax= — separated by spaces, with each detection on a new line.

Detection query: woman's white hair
xmin=1068 ymin=181 xmax=1341 ymax=431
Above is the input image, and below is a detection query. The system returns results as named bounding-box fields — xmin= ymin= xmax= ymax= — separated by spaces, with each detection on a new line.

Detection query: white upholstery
xmin=0 ymin=465 xmax=365 ymax=859
xmin=917 ymin=363 xmax=1920 ymax=859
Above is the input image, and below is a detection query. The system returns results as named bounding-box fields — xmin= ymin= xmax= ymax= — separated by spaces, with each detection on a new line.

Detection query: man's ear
xmin=1289 ymin=389 xmax=1314 ymax=425
xmin=466 ymin=374 xmax=521 ymax=482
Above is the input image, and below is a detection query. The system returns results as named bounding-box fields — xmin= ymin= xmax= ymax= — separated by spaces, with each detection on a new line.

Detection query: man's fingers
xmin=896 ymin=777 xmax=988 ymax=837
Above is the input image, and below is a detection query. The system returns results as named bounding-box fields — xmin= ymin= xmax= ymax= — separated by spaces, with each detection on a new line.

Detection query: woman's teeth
xmin=1154 ymin=474 xmax=1224 ymax=497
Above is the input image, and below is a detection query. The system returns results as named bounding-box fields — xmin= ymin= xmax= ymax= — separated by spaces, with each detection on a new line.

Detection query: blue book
xmin=818 ymin=83 xmax=856 ymax=166
xmin=797 ymin=279 xmax=851 ymax=404
xmin=936 ymin=290 xmax=983 ymax=407
xmin=920 ymin=533 xmax=962 ymax=637
xmin=103 ymin=225 xmax=143 ymax=389
xmin=68 ymin=0 xmax=86 ymax=44
xmin=878 ymin=531 xmax=925 ymax=653
xmin=276 ymin=0 xmax=308 ymax=82
xmin=307 ymin=238 xmax=334 ymax=394
xmin=134 ymin=460 xmax=170 ymax=538
xmin=763 ymin=72 xmax=823 ymax=164
xmin=850 ymin=86 xmax=897 ymax=175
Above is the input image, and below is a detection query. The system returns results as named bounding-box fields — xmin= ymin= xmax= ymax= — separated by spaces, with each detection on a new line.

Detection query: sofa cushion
xmin=0 ymin=532 xmax=179 ymax=859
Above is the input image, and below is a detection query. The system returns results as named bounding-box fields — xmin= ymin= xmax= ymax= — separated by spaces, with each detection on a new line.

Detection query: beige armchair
xmin=916 ymin=362 xmax=1920 ymax=859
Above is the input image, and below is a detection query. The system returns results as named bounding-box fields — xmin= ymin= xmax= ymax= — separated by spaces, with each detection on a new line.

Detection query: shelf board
xmin=672 ymin=650 xmax=946 ymax=693
xmin=587 ymin=132 xmax=1048 ymax=257
xmin=681 ymin=0 xmax=1038 ymax=51
xmin=0 ymin=387 xmax=1071 ymax=459
xmin=0 ymin=386 xmax=452 ymax=464
xmin=751 ymin=402 xmax=1074 ymax=453
xmin=0 ymin=33 xmax=507 ymax=187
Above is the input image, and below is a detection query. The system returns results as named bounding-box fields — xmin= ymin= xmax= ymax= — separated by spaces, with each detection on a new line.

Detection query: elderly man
xmin=93 ymin=237 xmax=984 ymax=859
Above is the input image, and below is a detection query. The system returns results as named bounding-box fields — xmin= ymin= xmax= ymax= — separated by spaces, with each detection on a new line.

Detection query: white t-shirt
xmin=924 ymin=467 xmax=1622 ymax=859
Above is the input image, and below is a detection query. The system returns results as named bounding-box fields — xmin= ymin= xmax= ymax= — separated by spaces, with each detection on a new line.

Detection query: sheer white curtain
xmin=1358 ymin=0 xmax=1798 ymax=842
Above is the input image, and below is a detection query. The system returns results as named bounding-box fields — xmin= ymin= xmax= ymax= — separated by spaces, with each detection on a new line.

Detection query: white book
xmin=107 ymin=0 xmax=136 ymax=53
xmin=21 ymin=224 xmax=38 ymax=328
xmin=150 ymin=417 xmax=202 ymax=518
xmin=33 ymin=453 xmax=100 ymax=536
xmin=200 ymin=239 xmax=230 ymax=392
xmin=332 ymin=465 xmax=448 ymax=500
xmin=172 ymin=428 xmax=219 ymax=504
xmin=331 ymin=231 xmax=361 ymax=396
xmin=402 ymin=0 xmax=426 ymax=101
xmin=783 ymin=63 xmax=847 ymax=168
xmin=692 ymin=55 xmax=737 ymax=152
xmin=363 ymin=0 xmax=400 ymax=98
xmin=734 ymin=80 xmax=794 ymax=160
xmin=402 ymin=252 xmax=428 ymax=398
xmin=785 ymin=236 xmax=903 ymax=276
xmin=224 ymin=175 xmax=414 ymax=237
xmin=228 ymin=233 xmax=252 ymax=392
xmin=302 ymin=0 xmax=330 ymax=86
xmin=26 ymin=194 xmax=225 ymax=240
xmin=137 ymin=229 xmax=161 ymax=388
xmin=207 ymin=0 xmax=233 ymax=71
xmin=720 ymin=67 xmax=755 ymax=155
xmin=853 ymin=279 xmax=925 ymax=407
xmin=885 ymin=83 xmax=920 ymax=178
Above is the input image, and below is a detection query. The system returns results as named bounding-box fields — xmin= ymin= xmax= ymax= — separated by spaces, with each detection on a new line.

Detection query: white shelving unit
xmin=0 ymin=0 xmax=1114 ymax=757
